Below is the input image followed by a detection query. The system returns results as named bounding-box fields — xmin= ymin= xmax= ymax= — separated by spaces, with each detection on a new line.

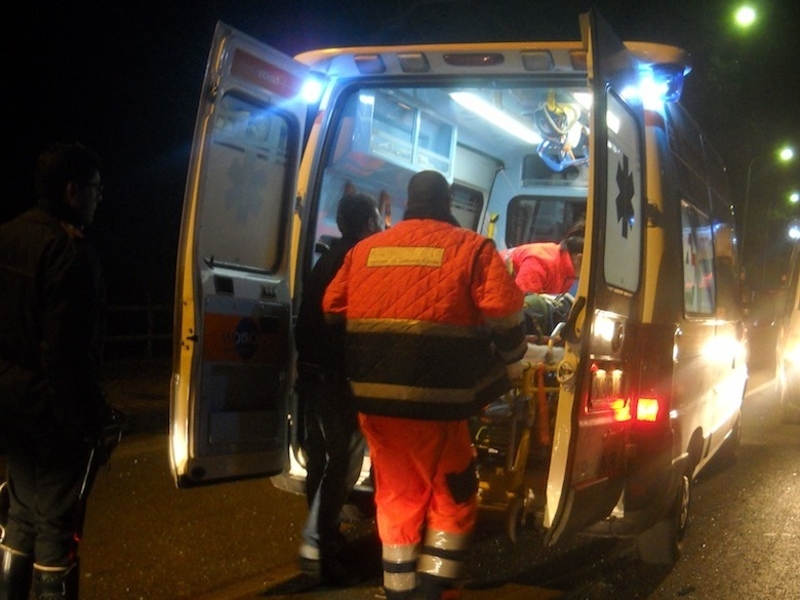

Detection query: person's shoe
xmin=320 ymin=556 xmax=360 ymax=587
xmin=298 ymin=542 xmax=321 ymax=578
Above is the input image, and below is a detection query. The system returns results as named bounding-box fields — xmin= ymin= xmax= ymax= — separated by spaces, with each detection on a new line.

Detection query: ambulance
xmin=169 ymin=9 xmax=748 ymax=565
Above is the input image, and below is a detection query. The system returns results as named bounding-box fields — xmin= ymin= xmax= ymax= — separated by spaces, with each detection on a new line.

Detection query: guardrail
xmin=105 ymin=302 xmax=172 ymax=358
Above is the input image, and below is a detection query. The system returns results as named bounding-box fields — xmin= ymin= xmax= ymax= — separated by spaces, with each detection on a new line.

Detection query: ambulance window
xmin=681 ymin=202 xmax=715 ymax=316
xmin=668 ymin=104 xmax=711 ymax=214
xmin=712 ymin=221 xmax=742 ymax=320
xmin=506 ymin=196 xmax=586 ymax=247
xmin=197 ymin=93 xmax=295 ymax=272
xmin=451 ymin=183 xmax=484 ymax=230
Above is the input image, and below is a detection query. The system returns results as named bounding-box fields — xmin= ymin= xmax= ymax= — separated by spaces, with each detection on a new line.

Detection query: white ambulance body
xmin=170 ymin=10 xmax=747 ymax=564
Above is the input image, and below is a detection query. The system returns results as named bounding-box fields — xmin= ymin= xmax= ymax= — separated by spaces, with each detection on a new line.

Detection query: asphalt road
xmin=3 ymin=324 xmax=798 ymax=599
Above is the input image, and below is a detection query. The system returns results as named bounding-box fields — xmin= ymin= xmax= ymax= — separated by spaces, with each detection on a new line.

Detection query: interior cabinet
xmin=352 ymin=91 xmax=456 ymax=178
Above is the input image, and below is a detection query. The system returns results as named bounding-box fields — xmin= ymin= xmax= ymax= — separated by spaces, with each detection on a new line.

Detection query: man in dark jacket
xmin=323 ymin=171 xmax=527 ymax=600
xmin=295 ymin=192 xmax=381 ymax=586
xmin=0 ymin=142 xmax=113 ymax=600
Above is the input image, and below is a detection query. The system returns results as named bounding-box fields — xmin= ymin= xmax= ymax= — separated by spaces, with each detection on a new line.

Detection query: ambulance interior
xmin=308 ymin=83 xmax=590 ymax=261
xmin=300 ymin=80 xmax=593 ymax=524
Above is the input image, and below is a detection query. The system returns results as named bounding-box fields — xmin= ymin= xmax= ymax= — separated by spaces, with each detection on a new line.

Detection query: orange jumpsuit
xmin=501 ymin=241 xmax=577 ymax=294
xmin=323 ymin=217 xmax=526 ymax=598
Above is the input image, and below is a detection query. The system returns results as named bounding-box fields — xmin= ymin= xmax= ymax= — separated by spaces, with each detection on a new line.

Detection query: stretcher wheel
xmin=506 ymin=494 xmax=527 ymax=543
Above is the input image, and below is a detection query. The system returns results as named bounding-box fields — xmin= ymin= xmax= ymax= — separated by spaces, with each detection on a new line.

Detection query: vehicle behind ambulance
xmin=170 ymin=9 xmax=747 ymax=565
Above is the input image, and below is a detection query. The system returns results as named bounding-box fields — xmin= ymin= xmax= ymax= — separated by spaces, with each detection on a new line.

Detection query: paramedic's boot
xmin=0 ymin=545 xmax=33 ymax=600
xmin=32 ymin=560 xmax=78 ymax=600
xmin=417 ymin=573 xmax=462 ymax=600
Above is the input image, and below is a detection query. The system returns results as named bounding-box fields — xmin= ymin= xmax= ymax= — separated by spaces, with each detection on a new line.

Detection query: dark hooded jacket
xmin=0 ymin=199 xmax=107 ymax=448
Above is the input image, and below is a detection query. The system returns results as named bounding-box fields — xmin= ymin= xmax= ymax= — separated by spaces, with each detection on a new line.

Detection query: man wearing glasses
xmin=0 ymin=142 xmax=115 ymax=600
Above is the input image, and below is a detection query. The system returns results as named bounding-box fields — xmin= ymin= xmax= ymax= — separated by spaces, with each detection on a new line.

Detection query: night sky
xmin=3 ymin=0 xmax=799 ymax=305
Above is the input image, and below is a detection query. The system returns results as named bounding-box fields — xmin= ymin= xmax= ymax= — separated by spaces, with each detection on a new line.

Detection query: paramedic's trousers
xmin=298 ymin=374 xmax=366 ymax=555
xmin=359 ymin=415 xmax=477 ymax=597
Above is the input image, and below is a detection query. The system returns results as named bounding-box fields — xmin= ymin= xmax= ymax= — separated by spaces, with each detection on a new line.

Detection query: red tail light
xmin=610 ymin=398 xmax=632 ymax=422
xmin=636 ymin=397 xmax=660 ymax=422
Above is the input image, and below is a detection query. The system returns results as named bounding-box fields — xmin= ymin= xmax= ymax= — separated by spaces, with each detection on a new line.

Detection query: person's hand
xmin=505 ymin=360 xmax=528 ymax=382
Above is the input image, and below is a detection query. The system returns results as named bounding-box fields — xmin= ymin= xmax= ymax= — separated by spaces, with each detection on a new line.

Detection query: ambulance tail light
xmin=610 ymin=398 xmax=632 ymax=422
xmin=589 ymin=363 xmax=631 ymax=421
xmin=635 ymin=397 xmax=661 ymax=423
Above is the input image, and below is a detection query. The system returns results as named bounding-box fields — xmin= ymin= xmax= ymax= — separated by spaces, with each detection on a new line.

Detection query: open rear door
xmin=170 ymin=22 xmax=310 ymax=487
xmin=544 ymin=9 xmax=646 ymax=543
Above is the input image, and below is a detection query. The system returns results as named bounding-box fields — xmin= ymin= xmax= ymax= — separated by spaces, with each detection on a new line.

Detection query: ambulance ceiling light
xmin=450 ymin=92 xmax=543 ymax=145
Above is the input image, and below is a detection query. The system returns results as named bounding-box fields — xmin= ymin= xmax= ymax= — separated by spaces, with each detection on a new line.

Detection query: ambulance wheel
xmin=636 ymin=472 xmax=690 ymax=565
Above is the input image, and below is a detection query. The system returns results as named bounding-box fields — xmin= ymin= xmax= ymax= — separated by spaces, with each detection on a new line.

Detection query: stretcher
xmin=473 ymin=335 xmax=564 ymax=541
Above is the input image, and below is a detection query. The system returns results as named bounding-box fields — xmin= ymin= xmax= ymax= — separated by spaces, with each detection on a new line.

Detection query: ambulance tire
xmin=635 ymin=472 xmax=691 ymax=565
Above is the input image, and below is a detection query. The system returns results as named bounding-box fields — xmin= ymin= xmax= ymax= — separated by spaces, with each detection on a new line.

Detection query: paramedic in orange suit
xmin=322 ymin=170 xmax=527 ymax=600
xmin=501 ymin=233 xmax=583 ymax=295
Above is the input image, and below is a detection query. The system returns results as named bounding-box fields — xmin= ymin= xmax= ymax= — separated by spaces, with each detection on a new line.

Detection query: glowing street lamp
xmin=788 ymin=219 xmax=800 ymax=243
xmin=742 ymin=145 xmax=796 ymax=260
xmin=735 ymin=5 xmax=757 ymax=28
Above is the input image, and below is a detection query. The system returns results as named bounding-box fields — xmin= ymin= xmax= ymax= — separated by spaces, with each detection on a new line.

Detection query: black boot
xmin=418 ymin=573 xmax=461 ymax=600
xmin=1 ymin=545 xmax=33 ymax=600
xmin=32 ymin=560 xmax=78 ymax=600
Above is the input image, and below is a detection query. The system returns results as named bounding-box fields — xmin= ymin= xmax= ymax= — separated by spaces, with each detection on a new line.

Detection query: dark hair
xmin=34 ymin=142 xmax=101 ymax=206
xmin=560 ymin=219 xmax=585 ymax=254
xmin=404 ymin=170 xmax=459 ymax=225
xmin=336 ymin=193 xmax=378 ymax=238
xmin=561 ymin=235 xmax=584 ymax=255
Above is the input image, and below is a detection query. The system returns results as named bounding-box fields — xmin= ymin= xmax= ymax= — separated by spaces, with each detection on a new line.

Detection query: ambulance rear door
xmin=170 ymin=22 xmax=310 ymax=487
xmin=544 ymin=9 xmax=646 ymax=543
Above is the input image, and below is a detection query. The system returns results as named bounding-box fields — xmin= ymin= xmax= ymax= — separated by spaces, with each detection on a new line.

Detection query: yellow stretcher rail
xmin=476 ymin=351 xmax=561 ymax=540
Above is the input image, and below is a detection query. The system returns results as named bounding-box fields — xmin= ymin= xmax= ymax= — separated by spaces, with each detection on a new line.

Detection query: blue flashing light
xmin=622 ymin=62 xmax=688 ymax=111
xmin=300 ymin=76 xmax=325 ymax=104
xmin=651 ymin=63 xmax=686 ymax=103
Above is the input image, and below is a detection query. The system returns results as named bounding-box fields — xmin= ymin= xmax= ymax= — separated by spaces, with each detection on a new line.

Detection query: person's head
xmin=404 ymin=170 xmax=459 ymax=225
xmin=35 ymin=141 xmax=103 ymax=227
xmin=561 ymin=234 xmax=584 ymax=275
xmin=336 ymin=193 xmax=382 ymax=240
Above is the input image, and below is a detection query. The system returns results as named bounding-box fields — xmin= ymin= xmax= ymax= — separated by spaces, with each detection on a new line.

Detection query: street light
xmin=789 ymin=219 xmax=800 ymax=242
xmin=759 ymin=185 xmax=800 ymax=288
xmin=742 ymin=145 xmax=795 ymax=263
xmin=735 ymin=5 xmax=757 ymax=28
